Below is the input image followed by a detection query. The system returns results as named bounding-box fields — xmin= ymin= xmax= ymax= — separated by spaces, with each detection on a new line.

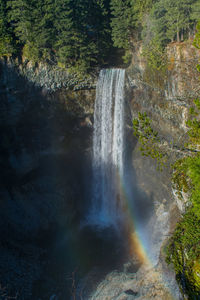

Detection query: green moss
xmin=133 ymin=112 xmax=167 ymax=170
xmin=166 ymin=209 xmax=200 ymax=298
xmin=142 ymin=39 xmax=167 ymax=90
xmin=143 ymin=64 xmax=167 ymax=90
xmin=167 ymin=99 xmax=200 ymax=298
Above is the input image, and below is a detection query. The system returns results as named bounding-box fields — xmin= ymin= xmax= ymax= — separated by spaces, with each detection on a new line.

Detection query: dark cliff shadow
xmin=0 ymin=62 xmax=94 ymax=300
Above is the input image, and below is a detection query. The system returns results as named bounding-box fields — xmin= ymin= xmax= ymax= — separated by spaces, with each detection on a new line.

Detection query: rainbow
xmin=118 ymin=173 xmax=178 ymax=300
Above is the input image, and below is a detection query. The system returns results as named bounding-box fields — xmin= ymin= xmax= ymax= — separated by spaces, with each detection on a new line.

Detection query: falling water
xmin=88 ymin=69 xmax=125 ymax=228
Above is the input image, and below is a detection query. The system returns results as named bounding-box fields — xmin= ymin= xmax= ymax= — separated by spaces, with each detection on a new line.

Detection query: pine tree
xmin=110 ymin=0 xmax=135 ymax=49
xmin=191 ymin=1 xmax=200 ymax=33
xmin=150 ymin=0 xmax=199 ymax=43
xmin=6 ymin=0 xmax=112 ymax=69
xmin=54 ymin=0 xmax=112 ymax=72
xmin=0 ymin=0 xmax=15 ymax=56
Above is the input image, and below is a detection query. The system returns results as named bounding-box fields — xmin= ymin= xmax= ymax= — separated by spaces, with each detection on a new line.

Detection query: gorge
xmin=1 ymin=17 xmax=200 ymax=300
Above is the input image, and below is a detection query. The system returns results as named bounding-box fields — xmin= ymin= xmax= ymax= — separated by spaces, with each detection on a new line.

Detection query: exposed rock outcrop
xmin=2 ymin=57 xmax=97 ymax=91
xmin=90 ymin=263 xmax=181 ymax=300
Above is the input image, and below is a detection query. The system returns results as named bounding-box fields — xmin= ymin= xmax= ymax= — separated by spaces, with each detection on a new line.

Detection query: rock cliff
xmin=0 ymin=60 xmax=95 ymax=299
xmin=89 ymin=40 xmax=200 ymax=300
xmin=1 ymin=40 xmax=199 ymax=300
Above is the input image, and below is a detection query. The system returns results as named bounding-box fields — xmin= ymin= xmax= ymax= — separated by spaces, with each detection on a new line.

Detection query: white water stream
xmin=88 ymin=69 xmax=125 ymax=227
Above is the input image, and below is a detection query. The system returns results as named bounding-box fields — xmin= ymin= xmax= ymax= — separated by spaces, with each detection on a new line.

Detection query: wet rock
xmin=124 ymin=289 xmax=138 ymax=296
xmin=90 ymin=264 xmax=182 ymax=300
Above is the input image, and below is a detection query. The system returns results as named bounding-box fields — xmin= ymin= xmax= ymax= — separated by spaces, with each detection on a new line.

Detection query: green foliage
xmin=0 ymin=31 xmax=15 ymax=57
xmin=194 ymin=22 xmax=200 ymax=49
xmin=134 ymin=101 xmax=200 ymax=298
xmin=140 ymin=0 xmax=200 ymax=69
xmin=53 ymin=0 xmax=112 ymax=72
xmin=110 ymin=0 xmax=135 ymax=50
xmin=1 ymin=0 xmax=200 ymax=71
xmin=110 ymin=0 xmax=155 ymax=62
xmin=172 ymin=98 xmax=200 ymax=212
xmin=132 ymin=0 xmax=155 ymax=26
xmin=149 ymin=0 xmax=200 ymax=43
xmin=166 ymin=24 xmax=200 ymax=298
xmin=142 ymin=37 xmax=167 ymax=70
xmin=172 ymin=153 xmax=200 ymax=214
xmin=132 ymin=24 xmax=200 ymax=297
xmin=133 ymin=112 xmax=167 ymax=170
xmin=186 ymin=99 xmax=200 ymax=148
xmin=110 ymin=0 xmax=200 ymax=67
xmin=0 ymin=0 xmax=16 ymax=57
xmin=166 ymin=208 xmax=200 ymax=297
xmin=191 ymin=2 xmax=200 ymax=23
xmin=3 ymin=0 xmax=112 ymax=73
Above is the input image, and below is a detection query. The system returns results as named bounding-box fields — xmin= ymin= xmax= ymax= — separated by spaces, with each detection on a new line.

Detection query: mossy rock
xmin=143 ymin=63 xmax=167 ymax=91
xmin=190 ymin=260 xmax=200 ymax=291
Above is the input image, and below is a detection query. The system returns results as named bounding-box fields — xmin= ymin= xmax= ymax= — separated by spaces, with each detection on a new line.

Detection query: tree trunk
xmin=177 ymin=31 xmax=180 ymax=42
xmin=181 ymin=30 xmax=184 ymax=41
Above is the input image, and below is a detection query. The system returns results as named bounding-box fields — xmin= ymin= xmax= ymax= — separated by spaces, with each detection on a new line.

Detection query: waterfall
xmin=88 ymin=69 xmax=125 ymax=228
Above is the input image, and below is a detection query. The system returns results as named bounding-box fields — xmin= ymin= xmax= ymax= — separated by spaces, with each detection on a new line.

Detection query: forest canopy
xmin=0 ymin=0 xmax=200 ymax=72
xmin=1 ymin=0 xmax=112 ymax=72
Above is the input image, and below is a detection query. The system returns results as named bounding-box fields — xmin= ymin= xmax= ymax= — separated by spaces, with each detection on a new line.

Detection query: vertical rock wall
xmin=0 ymin=61 xmax=95 ymax=299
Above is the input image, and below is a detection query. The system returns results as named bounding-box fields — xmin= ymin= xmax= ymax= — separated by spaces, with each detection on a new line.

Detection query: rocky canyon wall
xmin=127 ymin=40 xmax=200 ymax=235
xmin=1 ymin=39 xmax=200 ymax=300
xmin=91 ymin=41 xmax=200 ymax=300
xmin=0 ymin=60 xmax=95 ymax=299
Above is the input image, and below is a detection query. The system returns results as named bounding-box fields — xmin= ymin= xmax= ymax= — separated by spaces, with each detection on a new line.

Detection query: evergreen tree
xmin=165 ymin=0 xmax=194 ymax=42
xmin=132 ymin=0 xmax=155 ymax=26
xmin=150 ymin=0 xmax=199 ymax=43
xmin=0 ymin=0 xmax=15 ymax=56
xmin=6 ymin=0 xmax=112 ymax=71
xmin=53 ymin=0 xmax=75 ymax=66
xmin=110 ymin=0 xmax=134 ymax=49
xmin=2 ymin=0 xmax=200 ymax=71
xmin=191 ymin=1 xmax=200 ymax=29
xmin=7 ymin=0 xmax=56 ymax=61
xmin=54 ymin=0 xmax=111 ymax=72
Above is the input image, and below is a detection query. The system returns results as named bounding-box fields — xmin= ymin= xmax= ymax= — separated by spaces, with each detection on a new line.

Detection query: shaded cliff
xmin=2 ymin=57 xmax=97 ymax=91
xmin=0 ymin=61 xmax=96 ymax=299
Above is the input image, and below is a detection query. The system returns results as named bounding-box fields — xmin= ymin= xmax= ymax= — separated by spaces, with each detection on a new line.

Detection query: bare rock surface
xmin=90 ymin=263 xmax=182 ymax=300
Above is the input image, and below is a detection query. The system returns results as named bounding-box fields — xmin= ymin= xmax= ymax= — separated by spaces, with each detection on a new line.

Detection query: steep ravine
xmin=1 ymin=40 xmax=199 ymax=300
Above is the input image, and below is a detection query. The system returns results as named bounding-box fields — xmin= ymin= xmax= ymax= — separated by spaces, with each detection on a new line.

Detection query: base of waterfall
xmin=88 ymin=262 xmax=182 ymax=300
xmin=83 ymin=210 xmax=124 ymax=230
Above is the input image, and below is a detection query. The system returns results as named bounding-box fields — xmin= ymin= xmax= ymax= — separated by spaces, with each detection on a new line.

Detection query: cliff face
xmin=0 ymin=61 xmax=95 ymax=299
xmin=1 ymin=40 xmax=199 ymax=299
xmin=127 ymin=40 xmax=200 ymax=222
xmin=3 ymin=57 xmax=97 ymax=91
xmin=91 ymin=41 xmax=200 ymax=300
xmin=128 ymin=41 xmax=200 ymax=141
xmin=125 ymin=41 xmax=200 ymax=297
